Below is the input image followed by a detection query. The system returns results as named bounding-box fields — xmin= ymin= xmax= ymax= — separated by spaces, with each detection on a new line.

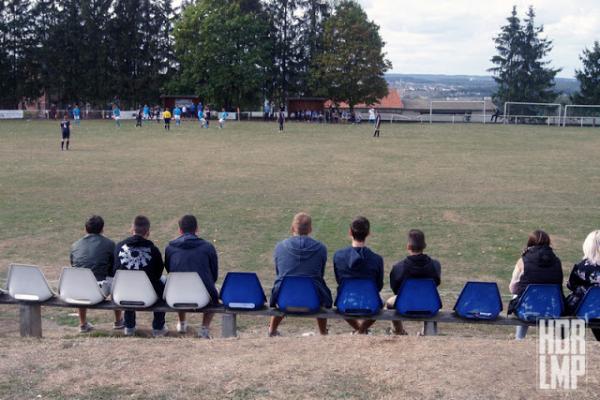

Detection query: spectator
xmin=565 ymin=230 xmax=600 ymax=341
xmin=333 ymin=217 xmax=383 ymax=334
xmin=70 ymin=215 xmax=123 ymax=333
xmin=268 ymin=213 xmax=332 ymax=337
xmin=508 ymin=230 xmax=563 ymax=340
xmin=387 ymin=229 xmax=441 ymax=335
xmin=165 ymin=215 xmax=218 ymax=339
xmin=113 ymin=215 xmax=167 ymax=337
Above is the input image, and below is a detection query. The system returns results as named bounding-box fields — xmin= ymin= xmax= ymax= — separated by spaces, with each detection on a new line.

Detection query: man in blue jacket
xmin=269 ymin=213 xmax=332 ymax=337
xmin=333 ymin=216 xmax=383 ymax=334
xmin=165 ymin=215 xmax=218 ymax=338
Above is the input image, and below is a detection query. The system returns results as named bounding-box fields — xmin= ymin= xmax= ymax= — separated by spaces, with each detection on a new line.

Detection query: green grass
xmin=1 ymin=119 xmax=599 ymax=305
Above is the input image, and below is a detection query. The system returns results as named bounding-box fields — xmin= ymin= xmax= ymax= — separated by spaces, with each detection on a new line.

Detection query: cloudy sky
xmin=357 ymin=0 xmax=600 ymax=78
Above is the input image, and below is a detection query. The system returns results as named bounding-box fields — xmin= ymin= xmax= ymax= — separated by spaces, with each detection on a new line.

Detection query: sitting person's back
xmin=269 ymin=213 xmax=332 ymax=336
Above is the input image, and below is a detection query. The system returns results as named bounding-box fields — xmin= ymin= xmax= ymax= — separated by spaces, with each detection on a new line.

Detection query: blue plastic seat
xmin=276 ymin=276 xmax=321 ymax=314
xmin=454 ymin=282 xmax=503 ymax=320
xmin=220 ymin=272 xmax=266 ymax=310
xmin=575 ymin=286 xmax=600 ymax=323
xmin=514 ymin=284 xmax=564 ymax=322
xmin=394 ymin=279 xmax=442 ymax=317
xmin=335 ymin=279 xmax=382 ymax=316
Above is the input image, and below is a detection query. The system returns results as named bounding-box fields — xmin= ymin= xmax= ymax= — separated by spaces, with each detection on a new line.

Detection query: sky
xmin=357 ymin=0 xmax=600 ymax=78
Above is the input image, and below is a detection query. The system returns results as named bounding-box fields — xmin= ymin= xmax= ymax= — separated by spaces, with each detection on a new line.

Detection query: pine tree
xmin=310 ymin=0 xmax=390 ymax=111
xmin=489 ymin=6 xmax=560 ymax=106
xmin=572 ymin=41 xmax=600 ymax=105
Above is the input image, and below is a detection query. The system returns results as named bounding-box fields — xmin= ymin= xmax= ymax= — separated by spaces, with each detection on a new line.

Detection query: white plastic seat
xmin=111 ymin=270 xmax=158 ymax=308
xmin=58 ymin=267 xmax=107 ymax=305
xmin=163 ymin=272 xmax=211 ymax=309
xmin=6 ymin=264 xmax=54 ymax=302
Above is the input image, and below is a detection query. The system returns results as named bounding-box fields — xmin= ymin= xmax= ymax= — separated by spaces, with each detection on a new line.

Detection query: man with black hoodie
xmin=113 ymin=215 xmax=167 ymax=337
xmin=387 ymin=229 xmax=441 ymax=335
xmin=333 ymin=216 xmax=384 ymax=334
xmin=165 ymin=214 xmax=219 ymax=339
xmin=268 ymin=212 xmax=332 ymax=337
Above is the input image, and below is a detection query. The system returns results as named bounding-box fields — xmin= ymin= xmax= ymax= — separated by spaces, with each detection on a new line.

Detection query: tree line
xmin=0 ymin=0 xmax=390 ymax=110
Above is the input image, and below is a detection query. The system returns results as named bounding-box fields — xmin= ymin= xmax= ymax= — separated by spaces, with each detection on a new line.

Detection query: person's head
xmin=582 ymin=230 xmax=600 ymax=265
xmin=63 ymin=113 xmax=69 ymax=119
xmin=85 ymin=215 xmax=104 ymax=234
xmin=178 ymin=214 xmax=198 ymax=235
xmin=291 ymin=212 xmax=312 ymax=236
xmin=526 ymin=230 xmax=551 ymax=248
xmin=132 ymin=215 xmax=151 ymax=238
xmin=407 ymin=229 xmax=426 ymax=254
xmin=349 ymin=216 xmax=370 ymax=242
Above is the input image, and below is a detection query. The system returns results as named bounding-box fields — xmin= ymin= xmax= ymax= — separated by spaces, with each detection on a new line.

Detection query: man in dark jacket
xmin=165 ymin=214 xmax=218 ymax=338
xmin=70 ymin=215 xmax=123 ymax=333
xmin=269 ymin=213 xmax=332 ymax=337
xmin=387 ymin=229 xmax=441 ymax=335
xmin=333 ymin=216 xmax=383 ymax=334
xmin=113 ymin=215 xmax=166 ymax=337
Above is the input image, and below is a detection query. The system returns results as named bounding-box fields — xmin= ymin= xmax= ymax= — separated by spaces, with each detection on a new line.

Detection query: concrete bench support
xmin=221 ymin=313 xmax=237 ymax=338
xmin=20 ymin=303 xmax=42 ymax=338
xmin=423 ymin=321 xmax=438 ymax=336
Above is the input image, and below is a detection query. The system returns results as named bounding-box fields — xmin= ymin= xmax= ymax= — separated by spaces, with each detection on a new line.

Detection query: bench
xmin=1 ymin=292 xmax=550 ymax=339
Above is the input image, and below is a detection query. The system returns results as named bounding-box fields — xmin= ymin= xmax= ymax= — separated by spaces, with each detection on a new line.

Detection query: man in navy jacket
xmin=269 ymin=213 xmax=332 ymax=336
xmin=165 ymin=215 xmax=218 ymax=338
xmin=333 ymin=216 xmax=384 ymax=334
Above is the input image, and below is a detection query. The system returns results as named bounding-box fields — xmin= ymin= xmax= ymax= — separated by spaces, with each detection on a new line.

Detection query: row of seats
xmin=3 ymin=264 xmax=600 ymax=323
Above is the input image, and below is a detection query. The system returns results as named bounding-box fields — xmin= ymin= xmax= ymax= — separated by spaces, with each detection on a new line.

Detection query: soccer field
xmin=1 ymin=119 xmax=599 ymax=300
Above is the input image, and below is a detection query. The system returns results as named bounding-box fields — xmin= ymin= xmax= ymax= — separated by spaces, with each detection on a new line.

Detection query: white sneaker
xmin=176 ymin=321 xmax=188 ymax=333
xmin=79 ymin=322 xmax=94 ymax=333
xmin=124 ymin=327 xmax=135 ymax=336
xmin=198 ymin=326 xmax=211 ymax=339
xmin=153 ymin=325 xmax=169 ymax=337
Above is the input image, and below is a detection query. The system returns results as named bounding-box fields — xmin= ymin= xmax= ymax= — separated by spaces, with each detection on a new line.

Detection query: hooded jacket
xmin=165 ymin=233 xmax=219 ymax=303
xmin=389 ymin=254 xmax=441 ymax=295
xmin=333 ymin=246 xmax=384 ymax=292
xmin=113 ymin=235 xmax=164 ymax=294
xmin=270 ymin=235 xmax=332 ymax=308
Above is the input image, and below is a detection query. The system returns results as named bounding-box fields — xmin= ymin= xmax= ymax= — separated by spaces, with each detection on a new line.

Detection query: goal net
xmin=503 ymin=102 xmax=562 ymax=126
xmin=429 ymin=101 xmax=489 ymax=124
xmin=563 ymin=105 xmax=600 ymax=127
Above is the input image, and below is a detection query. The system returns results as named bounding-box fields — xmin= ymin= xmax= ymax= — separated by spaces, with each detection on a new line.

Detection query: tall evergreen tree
xmin=572 ymin=41 xmax=600 ymax=105
xmin=310 ymin=0 xmax=390 ymax=111
xmin=489 ymin=6 xmax=560 ymax=105
xmin=171 ymin=0 xmax=270 ymax=109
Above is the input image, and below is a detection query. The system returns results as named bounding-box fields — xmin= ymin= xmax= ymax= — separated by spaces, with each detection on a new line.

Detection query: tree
xmin=572 ymin=41 xmax=600 ymax=105
xmin=171 ymin=0 xmax=271 ymax=109
xmin=310 ymin=0 xmax=391 ymax=111
xmin=489 ymin=6 xmax=560 ymax=106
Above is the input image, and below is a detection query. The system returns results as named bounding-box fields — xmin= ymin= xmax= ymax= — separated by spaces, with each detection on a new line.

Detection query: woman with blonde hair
xmin=566 ymin=230 xmax=600 ymax=341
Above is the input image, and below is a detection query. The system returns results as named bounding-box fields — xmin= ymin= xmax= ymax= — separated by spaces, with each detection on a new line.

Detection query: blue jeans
xmin=124 ymin=278 xmax=165 ymax=330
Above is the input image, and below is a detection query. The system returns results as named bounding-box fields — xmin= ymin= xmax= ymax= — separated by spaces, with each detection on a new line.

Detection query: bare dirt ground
xmin=0 ymin=334 xmax=599 ymax=400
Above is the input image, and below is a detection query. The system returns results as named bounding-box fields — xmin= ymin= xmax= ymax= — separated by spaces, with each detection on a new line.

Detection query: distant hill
xmin=386 ymin=73 xmax=579 ymax=100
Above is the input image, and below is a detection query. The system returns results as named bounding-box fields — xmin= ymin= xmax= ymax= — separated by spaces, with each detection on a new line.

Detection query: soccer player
xmin=205 ymin=106 xmax=211 ymax=128
xmin=197 ymin=108 xmax=206 ymax=128
xmin=72 ymin=104 xmax=81 ymax=126
xmin=60 ymin=114 xmax=71 ymax=150
xmin=135 ymin=108 xmax=143 ymax=127
xmin=218 ymin=108 xmax=228 ymax=129
xmin=372 ymin=110 xmax=381 ymax=137
xmin=112 ymin=105 xmax=121 ymax=128
xmin=163 ymin=108 xmax=172 ymax=130
xmin=277 ymin=106 xmax=285 ymax=132
xmin=143 ymin=104 xmax=150 ymax=120
xmin=173 ymin=105 xmax=182 ymax=126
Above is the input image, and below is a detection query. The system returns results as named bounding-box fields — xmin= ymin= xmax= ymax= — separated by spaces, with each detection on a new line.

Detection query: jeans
xmin=124 ymin=277 xmax=165 ymax=330
xmin=515 ymin=325 xmax=529 ymax=340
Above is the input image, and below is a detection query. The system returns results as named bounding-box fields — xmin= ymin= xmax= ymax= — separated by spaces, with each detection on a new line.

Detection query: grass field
xmin=1 ymin=119 xmax=600 ymax=399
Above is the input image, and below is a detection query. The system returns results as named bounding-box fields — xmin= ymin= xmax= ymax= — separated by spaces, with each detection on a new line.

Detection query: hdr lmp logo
xmin=538 ymin=319 xmax=586 ymax=390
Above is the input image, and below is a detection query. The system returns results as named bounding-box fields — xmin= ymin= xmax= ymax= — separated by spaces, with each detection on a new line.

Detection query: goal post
xmin=429 ymin=100 xmax=487 ymax=124
xmin=563 ymin=105 xmax=600 ymax=127
xmin=503 ymin=102 xmax=562 ymax=126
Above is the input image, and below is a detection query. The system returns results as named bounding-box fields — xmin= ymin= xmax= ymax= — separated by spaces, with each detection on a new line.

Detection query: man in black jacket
xmin=113 ymin=215 xmax=167 ymax=337
xmin=165 ymin=215 xmax=219 ymax=338
xmin=387 ymin=229 xmax=441 ymax=335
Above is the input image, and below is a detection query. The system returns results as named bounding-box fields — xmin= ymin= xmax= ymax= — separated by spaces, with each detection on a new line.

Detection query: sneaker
xmin=113 ymin=319 xmax=125 ymax=330
xmin=176 ymin=321 xmax=188 ymax=334
xmin=79 ymin=322 xmax=94 ymax=333
xmin=153 ymin=325 xmax=169 ymax=337
xmin=124 ymin=327 xmax=136 ymax=336
xmin=198 ymin=326 xmax=211 ymax=339
xmin=268 ymin=330 xmax=281 ymax=338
